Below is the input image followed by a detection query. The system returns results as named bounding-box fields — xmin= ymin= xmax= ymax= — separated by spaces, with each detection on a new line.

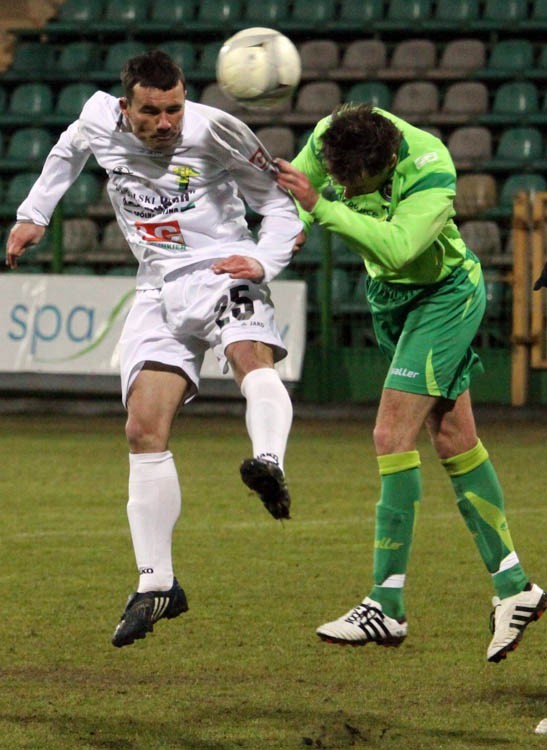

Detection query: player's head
xmin=321 ymin=103 xmax=402 ymax=198
xmin=119 ymin=50 xmax=185 ymax=151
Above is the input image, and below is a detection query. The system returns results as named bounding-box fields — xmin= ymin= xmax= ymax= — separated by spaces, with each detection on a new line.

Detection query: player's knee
xmin=125 ymin=413 xmax=167 ymax=453
xmin=373 ymin=421 xmax=392 ymax=455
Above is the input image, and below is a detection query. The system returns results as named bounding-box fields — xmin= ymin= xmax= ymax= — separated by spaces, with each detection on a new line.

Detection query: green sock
xmin=370 ymin=451 xmax=421 ymax=620
xmin=442 ymin=440 xmax=528 ymax=599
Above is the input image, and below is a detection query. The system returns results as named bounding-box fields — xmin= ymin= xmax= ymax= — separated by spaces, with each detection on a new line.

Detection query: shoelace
xmin=346 ymin=603 xmax=383 ymax=625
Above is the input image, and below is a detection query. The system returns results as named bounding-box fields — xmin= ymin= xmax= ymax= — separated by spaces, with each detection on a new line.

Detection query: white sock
xmin=127 ymin=451 xmax=181 ymax=593
xmin=240 ymin=368 xmax=293 ymax=472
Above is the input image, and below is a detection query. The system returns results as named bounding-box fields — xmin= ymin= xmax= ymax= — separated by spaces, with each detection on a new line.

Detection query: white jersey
xmin=17 ymin=92 xmax=303 ymax=289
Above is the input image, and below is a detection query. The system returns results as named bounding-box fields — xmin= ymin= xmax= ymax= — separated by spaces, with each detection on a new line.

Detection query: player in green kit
xmin=275 ymin=103 xmax=546 ymax=662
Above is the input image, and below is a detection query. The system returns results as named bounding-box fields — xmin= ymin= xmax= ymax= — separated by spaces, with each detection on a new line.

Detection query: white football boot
xmin=487 ymin=583 xmax=547 ymax=662
xmin=316 ymin=597 xmax=408 ymax=647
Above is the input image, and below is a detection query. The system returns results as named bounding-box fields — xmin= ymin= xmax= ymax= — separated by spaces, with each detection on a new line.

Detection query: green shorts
xmin=366 ymin=256 xmax=485 ymax=399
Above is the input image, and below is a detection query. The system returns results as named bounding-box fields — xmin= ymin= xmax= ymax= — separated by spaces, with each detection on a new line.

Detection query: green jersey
xmin=292 ymin=109 xmax=468 ymax=285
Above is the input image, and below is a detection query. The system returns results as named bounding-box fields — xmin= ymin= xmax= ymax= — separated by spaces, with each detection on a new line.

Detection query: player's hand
xmin=533 ymin=263 xmax=547 ymax=291
xmin=293 ymin=230 xmax=307 ymax=255
xmin=211 ymin=255 xmax=265 ymax=282
xmin=274 ymin=158 xmax=319 ymax=213
xmin=5 ymin=222 xmax=45 ymax=269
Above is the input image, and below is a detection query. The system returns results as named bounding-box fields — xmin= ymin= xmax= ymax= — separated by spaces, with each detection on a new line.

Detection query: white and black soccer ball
xmin=216 ymin=27 xmax=301 ymax=110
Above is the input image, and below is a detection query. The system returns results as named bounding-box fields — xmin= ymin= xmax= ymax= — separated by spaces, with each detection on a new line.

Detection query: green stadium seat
xmin=485 ymin=173 xmax=547 ymax=219
xmin=193 ymin=41 xmax=223 ymax=80
xmin=423 ymin=0 xmax=480 ymax=31
xmin=521 ymin=0 xmax=547 ymax=30
xmin=94 ymin=0 xmax=149 ymax=32
xmin=54 ymin=41 xmax=102 ymax=81
xmin=0 ymin=128 xmax=54 ymax=172
xmin=344 ymin=81 xmax=392 ymax=109
xmin=331 ymin=233 xmax=362 ymax=269
xmin=279 ymin=0 xmax=336 ymax=31
xmin=528 ymin=90 xmax=547 ymax=126
xmin=479 ymin=81 xmax=540 ymax=125
xmin=0 ymin=85 xmax=6 ymax=110
xmin=1 ymin=41 xmax=56 ymax=81
xmin=148 ymin=0 xmax=196 ymax=32
xmin=528 ymin=45 xmax=547 ymax=81
xmin=4 ymin=172 xmax=41 ymax=213
xmin=484 ymin=277 xmax=507 ymax=320
xmin=47 ymin=0 xmax=105 ymax=30
xmin=186 ymin=0 xmax=244 ymax=32
xmin=184 ymin=83 xmax=199 ymax=101
xmin=89 ymin=40 xmax=146 ymax=81
xmin=157 ymin=42 xmax=196 ymax=75
xmin=62 ymin=173 xmax=102 ymax=217
xmin=233 ymin=0 xmax=289 ymax=29
xmin=2 ymin=41 xmax=56 ymax=82
xmin=0 ymin=83 xmax=54 ymax=125
xmin=473 ymin=39 xmax=535 ymax=79
xmin=483 ymin=127 xmax=545 ymax=172
xmin=330 ymin=268 xmax=354 ymax=314
xmin=376 ymin=0 xmax=433 ymax=31
xmin=328 ymin=0 xmax=384 ymax=32
xmin=45 ymin=82 xmax=97 ymax=125
xmin=475 ymin=0 xmax=528 ymax=30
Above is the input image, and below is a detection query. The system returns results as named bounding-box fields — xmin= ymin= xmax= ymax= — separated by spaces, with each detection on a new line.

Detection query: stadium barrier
xmin=512 ymin=190 xmax=547 ymax=405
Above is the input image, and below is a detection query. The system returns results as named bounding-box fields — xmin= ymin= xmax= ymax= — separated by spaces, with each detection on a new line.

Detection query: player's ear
xmin=119 ymin=97 xmax=129 ymax=113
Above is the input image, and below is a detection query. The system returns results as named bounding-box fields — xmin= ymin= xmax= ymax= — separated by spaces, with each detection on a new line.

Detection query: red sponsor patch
xmin=249 ymin=147 xmax=270 ymax=170
xmin=135 ymin=220 xmax=184 ymax=243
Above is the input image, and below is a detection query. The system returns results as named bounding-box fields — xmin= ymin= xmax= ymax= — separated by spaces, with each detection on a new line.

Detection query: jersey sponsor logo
xmin=414 ymin=151 xmax=439 ymax=169
xmin=135 ymin=219 xmax=185 ymax=244
xmin=390 ymin=366 xmax=419 ymax=379
xmin=249 ymin=146 xmax=270 ymax=170
xmin=173 ymin=165 xmax=200 ymax=190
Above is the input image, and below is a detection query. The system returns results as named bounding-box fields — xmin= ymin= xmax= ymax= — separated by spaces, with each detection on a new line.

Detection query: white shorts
xmin=119 ymin=265 xmax=287 ymax=405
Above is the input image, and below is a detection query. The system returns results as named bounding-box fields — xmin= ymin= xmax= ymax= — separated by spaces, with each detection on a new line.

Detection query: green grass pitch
xmin=1 ymin=410 xmax=547 ymax=749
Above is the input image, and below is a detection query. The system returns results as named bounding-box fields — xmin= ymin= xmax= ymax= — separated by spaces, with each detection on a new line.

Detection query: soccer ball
xmin=216 ymin=27 xmax=301 ymax=110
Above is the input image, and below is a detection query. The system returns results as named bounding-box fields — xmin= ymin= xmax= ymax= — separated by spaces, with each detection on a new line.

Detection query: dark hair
xmin=120 ymin=49 xmax=185 ymax=101
xmin=320 ymin=103 xmax=403 ymax=183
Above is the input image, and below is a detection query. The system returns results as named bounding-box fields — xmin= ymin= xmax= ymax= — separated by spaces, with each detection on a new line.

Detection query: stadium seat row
xmin=4 ymin=37 xmax=547 ymax=84
xmin=0 ymin=78 xmax=545 ymax=129
xmin=2 ymin=167 xmax=542 ymax=224
xmin=19 ymin=0 xmax=547 ymax=38
xmin=1 ymin=122 xmax=542 ymax=174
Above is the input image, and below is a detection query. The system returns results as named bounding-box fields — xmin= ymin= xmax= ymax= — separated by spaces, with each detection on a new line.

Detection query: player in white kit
xmin=6 ymin=50 xmax=304 ymax=647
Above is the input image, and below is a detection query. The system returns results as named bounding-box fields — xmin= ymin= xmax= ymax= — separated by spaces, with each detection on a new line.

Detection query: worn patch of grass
xmin=1 ymin=411 xmax=547 ymax=749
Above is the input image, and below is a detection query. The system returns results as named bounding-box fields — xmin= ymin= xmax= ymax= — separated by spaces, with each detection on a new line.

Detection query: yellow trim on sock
xmin=378 ymin=450 xmax=421 ymax=476
xmin=441 ymin=439 xmax=489 ymax=477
